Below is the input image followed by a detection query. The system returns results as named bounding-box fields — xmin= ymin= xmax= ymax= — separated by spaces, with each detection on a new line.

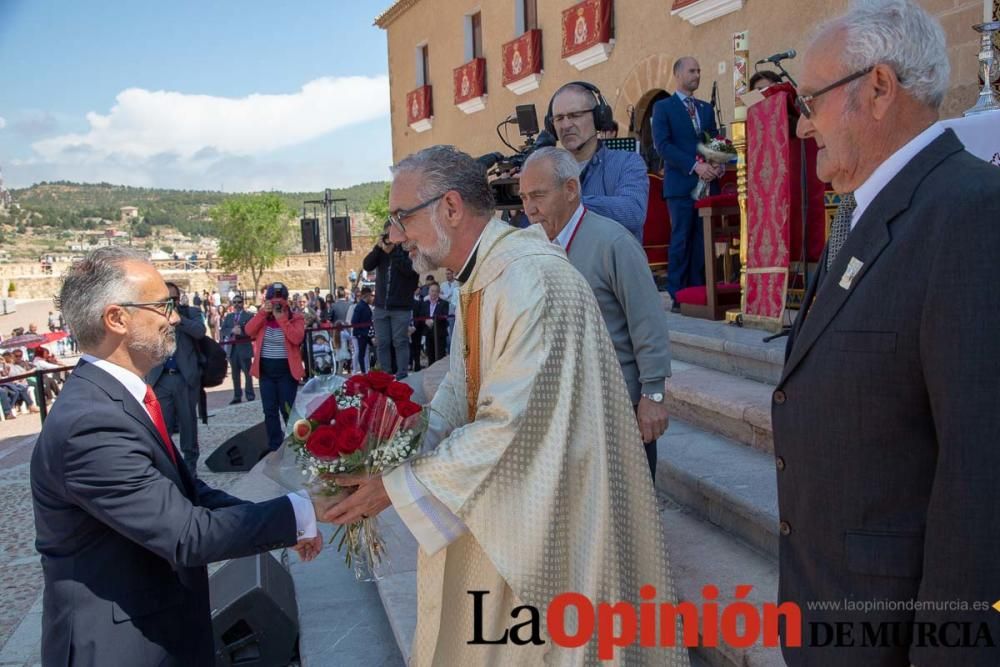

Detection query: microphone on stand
xmin=756 ymin=49 xmax=796 ymax=65
xmin=710 ymin=81 xmax=725 ymax=138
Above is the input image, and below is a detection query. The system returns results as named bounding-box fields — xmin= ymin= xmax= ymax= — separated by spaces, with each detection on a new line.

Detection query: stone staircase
xmin=371 ymin=312 xmax=788 ymax=666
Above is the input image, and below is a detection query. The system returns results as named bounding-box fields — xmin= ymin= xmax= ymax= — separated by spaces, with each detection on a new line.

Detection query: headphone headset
xmin=544 ymin=81 xmax=615 ymax=137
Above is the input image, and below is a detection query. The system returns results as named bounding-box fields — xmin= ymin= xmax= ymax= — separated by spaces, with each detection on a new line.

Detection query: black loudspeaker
xmin=300 ymin=217 xmax=321 ymax=253
xmin=544 ymin=80 xmax=615 ymax=136
xmin=205 ymin=422 xmax=270 ymax=472
xmin=210 ymin=553 xmax=299 ymax=667
xmin=331 ymin=216 xmax=352 ymax=252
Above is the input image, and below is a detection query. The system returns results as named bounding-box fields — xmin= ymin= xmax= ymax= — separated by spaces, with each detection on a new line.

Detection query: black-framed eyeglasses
xmin=794 ymin=66 xmax=874 ymax=119
xmin=387 ymin=193 xmax=444 ymax=235
xmin=550 ymin=107 xmax=597 ymax=125
xmin=118 ymin=298 xmax=176 ymax=317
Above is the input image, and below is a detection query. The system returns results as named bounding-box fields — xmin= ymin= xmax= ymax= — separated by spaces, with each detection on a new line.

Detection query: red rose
xmin=305 ymin=425 xmax=340 ymax=458
xmin=344 ymin=375 xmax=370 ymax=396
xmin=336 ymin=407 xmax=360 ymax=429
xmin=309 ymin=395 xmax=339 ymax=425
xmin=366 ymin=370 xmax=394 ymax=392
xmin=397 ymin=400 xmax=422 ymax=419
xmin=334 ymin=426 xmax=367 ymax=456
xmin=386 ymin=381 xmax=414 ymax=402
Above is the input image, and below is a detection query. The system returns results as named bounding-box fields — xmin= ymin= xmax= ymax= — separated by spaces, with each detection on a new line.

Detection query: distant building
xmin=120 ymin=206 xmax=140 ymax=223
xmin=0 ymin=168 xmax=13 ymax=210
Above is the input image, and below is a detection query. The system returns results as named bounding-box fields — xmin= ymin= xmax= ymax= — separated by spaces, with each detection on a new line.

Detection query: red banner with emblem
xmin=671 ymin=0 xmax=699 ymax=10
xmin=406 ymin=85 xmax=433 ymax=124
xmin=561 ymin=0 xmax=612 ymax=59
xmin=502 ymin=29 xmax=543 ymax=86
xmin=453 ymin=58 xmax=486 ymax=105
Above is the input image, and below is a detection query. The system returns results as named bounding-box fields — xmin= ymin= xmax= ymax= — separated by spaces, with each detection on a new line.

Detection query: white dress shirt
xmin=851 ymin=123 xmax=943 ymax=231
xmin=82 ymin=354 xmax=316 ymax=538
xmin=553 ymin=204 xmax=586 ymax=250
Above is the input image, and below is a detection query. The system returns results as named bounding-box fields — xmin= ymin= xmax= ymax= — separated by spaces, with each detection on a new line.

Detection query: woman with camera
xmin=245 ymin=282 xmax=306 ymax=451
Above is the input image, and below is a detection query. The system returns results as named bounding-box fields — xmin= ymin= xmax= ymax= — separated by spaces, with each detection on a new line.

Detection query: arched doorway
xmin=635 ymin=89 xmax=670 ymax=174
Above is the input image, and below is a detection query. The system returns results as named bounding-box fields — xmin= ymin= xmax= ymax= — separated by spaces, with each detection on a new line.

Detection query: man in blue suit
xmin=652 ymin=57 xmax=725 ymax=310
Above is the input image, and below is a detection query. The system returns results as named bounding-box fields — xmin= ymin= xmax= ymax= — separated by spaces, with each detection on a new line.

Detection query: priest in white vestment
xmin=324 ymin=146 xmax=689 ymax=666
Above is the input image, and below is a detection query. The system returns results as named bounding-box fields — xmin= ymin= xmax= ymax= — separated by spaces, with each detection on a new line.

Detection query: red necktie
xmin=143 ymin=385 xmax=179 ymax=466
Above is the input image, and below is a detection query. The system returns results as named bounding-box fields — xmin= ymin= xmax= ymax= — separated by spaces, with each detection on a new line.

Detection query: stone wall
xmin=2 ymin=236 xmax=379 ymax=301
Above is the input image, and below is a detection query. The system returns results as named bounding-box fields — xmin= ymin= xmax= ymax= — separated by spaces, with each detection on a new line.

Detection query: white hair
xmin=823 ymin=0 xmax=950 ymax=108
xmin=523 ymin=147 xmax=581 ymax=187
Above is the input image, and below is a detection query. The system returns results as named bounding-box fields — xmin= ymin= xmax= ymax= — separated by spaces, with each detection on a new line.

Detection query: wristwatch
xmin=643 ymin=392 xmax=665 ymax=404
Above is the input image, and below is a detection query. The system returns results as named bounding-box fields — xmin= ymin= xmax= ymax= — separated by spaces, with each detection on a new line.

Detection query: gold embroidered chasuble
xmin=386 ymin=221 xmax=688 ymax=666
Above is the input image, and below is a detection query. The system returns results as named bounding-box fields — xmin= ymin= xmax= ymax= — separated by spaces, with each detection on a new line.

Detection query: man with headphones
xmin=547 ymin=81 xmax=649 ymax=244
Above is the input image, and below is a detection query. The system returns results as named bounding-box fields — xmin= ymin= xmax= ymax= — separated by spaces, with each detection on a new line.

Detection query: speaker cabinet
xmin=300 ymin=217 xmax=321 ymax=253
xmin=210 ymin=553 xmax=299 ymax=667
xmin=205 ymin=422 xmax=270 ymax=472
xmin=331 ymin=216 xmax=352 ymax=252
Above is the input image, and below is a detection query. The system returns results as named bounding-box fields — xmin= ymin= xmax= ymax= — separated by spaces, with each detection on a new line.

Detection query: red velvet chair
xmin=675 ymin=192 xmax=741 ymax=320
xmin=643 ymin=174 xmax=670 ymax=278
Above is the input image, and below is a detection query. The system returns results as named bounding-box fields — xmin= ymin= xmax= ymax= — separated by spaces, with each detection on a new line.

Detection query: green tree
xmin=364 ymin=183 xmax=391 ymax=238
xmin=211 ymin=193 xmax=295 ymax=296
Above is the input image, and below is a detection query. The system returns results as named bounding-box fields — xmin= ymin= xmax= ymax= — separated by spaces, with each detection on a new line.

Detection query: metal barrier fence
xmin=1 ymin=364 xmax=75 ymax=423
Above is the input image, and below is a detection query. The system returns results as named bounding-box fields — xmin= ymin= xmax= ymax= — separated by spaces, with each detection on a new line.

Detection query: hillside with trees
xmin=6 ymin=181 xmax=388 ymax=239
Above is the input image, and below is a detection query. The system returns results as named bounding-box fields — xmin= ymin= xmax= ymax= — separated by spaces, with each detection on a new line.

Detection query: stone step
xmin=663 ymin=296 xmax=788 ymax=386
xmin=666 ymin=361 xmax=775 ymax=454
xmin=657 ymin=420 xmax=779 ymax=558
xmin=660 ymin=496 xmax=786 ymax=667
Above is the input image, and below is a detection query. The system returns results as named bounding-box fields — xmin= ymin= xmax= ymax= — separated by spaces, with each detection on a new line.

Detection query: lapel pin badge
xmin=839 ymin=257 xmax=864 ymax=290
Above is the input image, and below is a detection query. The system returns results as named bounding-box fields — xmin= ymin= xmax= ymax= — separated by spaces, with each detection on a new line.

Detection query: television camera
xmin=478 ymin=104 xmax=557 ymax=211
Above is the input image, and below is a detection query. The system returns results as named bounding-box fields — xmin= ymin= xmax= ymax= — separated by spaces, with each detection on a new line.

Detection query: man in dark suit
xmin=772 ymin=3 xmax=1000 ymax=665
xmin=31 ymin=247 xmax=322 ymax=666
xmin=146 ymin=282 xmax=203 ymax=475
xmin=651 ymin=56 xmax=724 ymax=310
xmin=220 ymin=294 xmax=255 ymax=404
xmin=419 ymin=282 xmax=449 ymax=366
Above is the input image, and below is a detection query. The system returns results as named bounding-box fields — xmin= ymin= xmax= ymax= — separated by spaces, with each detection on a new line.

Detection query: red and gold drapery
xmin=561 ymin=0 xmax=612 ymax=59
xmin=501 ymin=29 xmax=542 ymax=86
xmin=745 ymin=85 xmax=826 ymax=322
xmin=453 ymin=58 xmax=486 ymax=106
xmin=406 ymin=85 xmax=433 ymax=125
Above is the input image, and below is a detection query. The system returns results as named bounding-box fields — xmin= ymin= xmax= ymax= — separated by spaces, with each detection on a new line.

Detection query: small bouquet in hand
xmin=692 ymin=132 xmax=737 ymax=200
xmin=264 ymin=371 xmax=427 ymax=580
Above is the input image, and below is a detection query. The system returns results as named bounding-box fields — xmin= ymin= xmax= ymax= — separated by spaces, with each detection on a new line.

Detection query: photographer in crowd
xmin=245 ymin=282 xmax=305 ymax=451
xmin=363 ymin=222 xmax=418 ymax=379
xmin=548 ymin=81 xmax=649 ymax=243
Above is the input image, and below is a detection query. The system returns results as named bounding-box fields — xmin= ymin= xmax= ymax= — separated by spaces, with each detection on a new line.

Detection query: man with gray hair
xmin=30 ymin=247 xmax=322 ymax=665
xmin=772 ymin=1 xmax=1000 ymax=664
xmin=322 ymin=145 xmax=687 ymax=666
xmin=519 ymin=146 xmax=672 ymax=480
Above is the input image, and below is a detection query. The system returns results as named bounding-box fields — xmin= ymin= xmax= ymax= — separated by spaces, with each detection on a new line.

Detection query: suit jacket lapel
xmin=781 ymin=130 xmax=964 ymax=383
xmin=120 ymin=396 xmax=194 ymax=495
xmin=74 ymin=362 xmax=193 ymax=496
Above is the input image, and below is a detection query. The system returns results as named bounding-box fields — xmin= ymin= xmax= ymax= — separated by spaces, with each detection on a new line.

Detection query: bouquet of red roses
xmin=264 ymin=370 xmax=426 ymax=579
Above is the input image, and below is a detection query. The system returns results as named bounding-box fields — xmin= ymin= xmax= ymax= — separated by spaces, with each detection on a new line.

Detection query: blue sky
xmin=0 ymin=0 xmax=394 ymax=191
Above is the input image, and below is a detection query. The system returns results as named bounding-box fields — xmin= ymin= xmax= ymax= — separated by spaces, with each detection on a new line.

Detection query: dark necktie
xmin=685 ymin=97 xmax=699 ymax=133
xmin=826 ymin=192 xmax=857 ymax=270
xmin=143 ymin=385 xmax=179 ymax=466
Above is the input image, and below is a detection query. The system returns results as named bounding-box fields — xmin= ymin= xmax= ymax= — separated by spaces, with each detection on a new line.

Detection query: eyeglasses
xmin=387 ymin=193 xmax=444 ymax=234
xmin=794 ymin=66 xmax=874 ymax=119
xmin=118 ymin=298 xmax=176 ymax=318
xmin=550 ymin=107 xmax=596 ymax=124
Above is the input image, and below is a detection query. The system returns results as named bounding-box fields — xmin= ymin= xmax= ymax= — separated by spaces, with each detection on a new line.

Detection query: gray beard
xmin=130 ymin=328 xmax=176 ymax=366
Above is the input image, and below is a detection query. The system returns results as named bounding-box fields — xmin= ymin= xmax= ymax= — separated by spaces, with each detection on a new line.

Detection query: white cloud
xmin=32 ymin=75 xmax=389 ymax=164
xmin=0 ymin=116 xmax=6 ymax=129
